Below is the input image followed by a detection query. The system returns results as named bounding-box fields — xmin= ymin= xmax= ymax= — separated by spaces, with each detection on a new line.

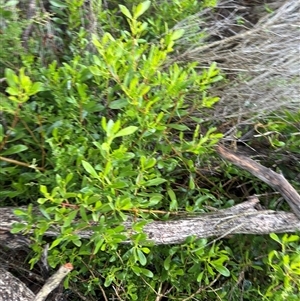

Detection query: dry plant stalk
xmin=34 ymin=263 xmax=73 ymax=301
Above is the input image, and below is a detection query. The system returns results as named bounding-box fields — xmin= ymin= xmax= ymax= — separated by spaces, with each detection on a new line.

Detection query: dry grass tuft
xmin=171 ymin=0 xmax=300 ymax=129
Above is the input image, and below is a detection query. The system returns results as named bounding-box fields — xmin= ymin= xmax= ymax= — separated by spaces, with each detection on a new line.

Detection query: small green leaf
xmin=119 ymin=4 xmax=132 ymax=19
xmin=203 ymin=96 xmax=220 ymax=108
xmin=40 ymin=185 xmax=48 ymax=195
xmin=164 ymin=256 xmax=171 ymax=270
xmin=213 ymin=264 xmax=230 ymax=277
xmin=148 ymin=194 xmax=163 ymax=206
xmin=13 ymin=209 xmax=28 ymax=217
xmin=132 ymin=265 xmax=141 ymax=276
xmin=108 ymin=181 xmax=128 ymax=189
xmin=82 ymin=160 xmax=98 ymax=178
xmin=270 ymin=233 xmax=281 ymax=244
xmin=63 ymin=210 xmax=78 ymax=227
xmin=197 ymin=271 xmax=204 ymax=282
xmin=1 ymin=144 xmax=28 ymax=155
xmin=114 ymin=126 xmax=138 ymax=138
xmin=0 ymin=124 xmax=3 ymax=143
xmin=137 ymin=249 xmax=147 ymax=265
xmin=5 ymin=68 xmax=18 ymax=87
xmin=133 ymin=1 xmax=151 ymax=19
xmin=144 ymin=157 xmax=156 ymax=169
xmin=167 ymin=188 xmax=177 ymax=204
xmin=49 ymin=237 xmax=63 ymax=250
xmin=106 ymin=119 xmax=115 ymax=137
xmin=6 ymin=86 xmax=19 ymax=96
xmin=101 ymin=116 xmax=107 ymax=131
xmin=72 ymin=239 xmax=82 ymax=247
xmin=132 ymin=220 xmax=148 ymax=232
xmin=39 ymin=206 xmax=51 ymax=220
xmin=29 ymin=82 xmax=44 ymax=95
xmin=112 ymin=119 xmax=121 ymax=134
xmin=109 ymin=99 xmax=128 ymax=109
xmin=208 ymin=62 xmax=217 ymax=77
xmin=144 ymin=178 xmax=167 ymax=186
xmin=171 ymin=29 xmax=185 ymax=41
xmin=140 ymin=268 xmax=153 ymax=278
xmin=49 ymin=0 xmax=68 ymax=8
xmin=94 ymin=238 xmax=105 ymax=254
xmin=189 ymin=175 xmax=195 ymax=190
xmin=11 ymin=223 xmax=26 ymax=233
xmin=167 ymin=124 xmax=190 ymax=131
xmin=79 ymin=206 xmax=88 ymax=222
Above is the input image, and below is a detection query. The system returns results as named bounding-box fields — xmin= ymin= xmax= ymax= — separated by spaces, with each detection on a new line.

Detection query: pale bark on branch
xmin=0 ymin=264 xmax=73 ymax=301
xmin=215 ymin=144 xmax=300 ymax=219
xmin=0 ymin=197 xmax=300 ymax=247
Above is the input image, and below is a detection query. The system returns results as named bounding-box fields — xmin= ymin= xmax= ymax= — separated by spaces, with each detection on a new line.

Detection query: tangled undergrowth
xmin=0 ymin=0 xmax=299 ymax=300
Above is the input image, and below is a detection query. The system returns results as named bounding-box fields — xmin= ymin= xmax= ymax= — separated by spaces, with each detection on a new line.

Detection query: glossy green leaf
xmin=93 ymin=238 xmax=105 ymax=254
xmin=213 ymin=264 xmax=230 ymax=277
xmin=109 ymin=99 xmax=128 ymax=109
xmin=167 ymin=124 xmax=190 ymax=131
xmin=171 ymin=29 xmax=185 ymax=41
xmin=5 ymin=68 xmax=18 ymax=87
xmin=11 ymin=223 xmax=26 ymax=233
xmin=270 ymin=233 xmax=281 ymax=244
xmin=1 ymin=144 xmax=28 ymax=155
xmin=144 ymin=178 xmax=167 ymax=186
xmin=62 ymin=210 xmax=78 ymax=227
xmin=82 ymin=160 xmax=98 ymax=178
xmin=197 ymin=271 xmax=204 ymax=282
xmin=167 ymin=188 xmax=177 ymax=204
xmin=6 ymin=86 xmax=19 ymax=96
xmin=140 ymin=268 xmax=153 ymax=278
xmin=132 ymin=265 xmax=141 ymax=276
xmin=148 ymin=194 xmax=163 ymax=206
xmin=101 ymin=116 xmax=107 ymax=131
xmin=164 ymin=256 xmax=171 ymax=270
xmin=137 ymin=249 xmax=147 ymax=265
xmin=39 ymin=206 xmax=51 ymax=220
xmin=189 ymin=175 xmax=195 ymax=189
xmin=49 ymin=237 xmax=63 ymax=250
xmin=0 ymin=124 xmax=3 ymax=143
xmin=49 ymin=0 xmax=68 ymax=8
xmin=114 ymin=126 xmax=138 ymax=138
xmin=13 ymin=209 xmax=28 ymax=217
xmin=133 ymin=1 xmax=151 ymax=19
xmin=29 ymin=82 xmax=44 ymax=95
xmin=72 ymin=239 xmax=82 ymax=247
xmin=119 ymin=4 xmax=132 ymax=19
xmin=108 ymin=181 xmax=128 ymax=189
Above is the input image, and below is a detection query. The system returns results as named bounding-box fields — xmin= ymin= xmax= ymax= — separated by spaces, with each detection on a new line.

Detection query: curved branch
xmin=215 ymin=144 xmax=300 ymax=219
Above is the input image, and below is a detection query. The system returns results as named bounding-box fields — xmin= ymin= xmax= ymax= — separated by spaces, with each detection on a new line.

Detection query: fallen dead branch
xmin=216 ymin=144 xmax=300 ymax=219
xmin=34 ymin=263 xmax=73 ymax=301
xmin=0 ymin=264 xmax=73 ymax=301
xmin=0 ymin=268 xmax=35 ymax=301
xmin=0 ymin=197 xmax=299 ymax=248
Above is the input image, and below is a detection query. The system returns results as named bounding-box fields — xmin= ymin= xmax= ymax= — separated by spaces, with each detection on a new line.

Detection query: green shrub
xmin=2 ymin=2 xmax=227 ymax=299
xmin=1 ymin=1 xmax=299 ymax=300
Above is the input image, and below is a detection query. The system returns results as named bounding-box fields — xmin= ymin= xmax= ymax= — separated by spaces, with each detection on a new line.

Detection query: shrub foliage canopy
xmin=0 ymin=1 xmax=299 ymax=300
